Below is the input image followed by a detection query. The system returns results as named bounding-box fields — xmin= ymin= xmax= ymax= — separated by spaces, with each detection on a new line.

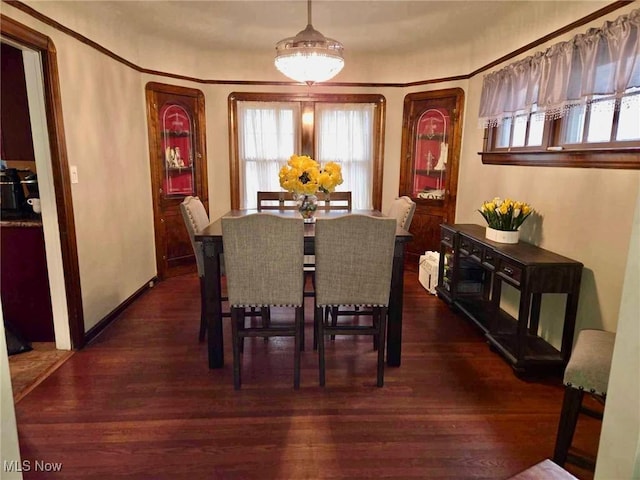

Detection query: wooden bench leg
xmin=553 ymin=386 xmax=584 ymax=466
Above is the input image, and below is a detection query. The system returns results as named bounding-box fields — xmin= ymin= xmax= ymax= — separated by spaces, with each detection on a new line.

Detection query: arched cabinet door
xmin=146 ymin=83 xmax=208 ymax=279
xmin=399 ymin=88 xmax=464 ymax=261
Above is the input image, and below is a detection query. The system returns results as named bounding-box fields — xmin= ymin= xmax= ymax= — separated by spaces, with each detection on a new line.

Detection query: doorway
xmin=1 ymin=17 xmax=84 ymax=352
xmin=145 ymin=83 xmax=209 ymax=279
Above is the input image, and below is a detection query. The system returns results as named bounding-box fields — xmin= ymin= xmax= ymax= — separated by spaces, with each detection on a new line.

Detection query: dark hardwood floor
xmin=14 ymin=266 xmax=601 ymax=479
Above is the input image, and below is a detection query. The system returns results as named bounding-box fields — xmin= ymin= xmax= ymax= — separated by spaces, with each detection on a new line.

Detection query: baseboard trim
xmin=84 ymin=277 xmax=158 ymax=346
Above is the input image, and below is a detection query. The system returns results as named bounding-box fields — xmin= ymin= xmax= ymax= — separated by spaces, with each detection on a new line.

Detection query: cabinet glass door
xmin=413 ymin=107 xmax=450 ymax=200
xmin=160 ymin=103 xmax=195 ymax=196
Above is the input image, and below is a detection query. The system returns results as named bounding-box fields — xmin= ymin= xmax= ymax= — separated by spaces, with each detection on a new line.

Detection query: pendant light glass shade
xmin=275 ymin=1 xmax=344 ymax=84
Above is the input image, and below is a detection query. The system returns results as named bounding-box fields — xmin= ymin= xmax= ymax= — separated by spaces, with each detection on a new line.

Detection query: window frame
xmin=228 ymin=92 xmax=386 ymax=210
xmin=482 ymin=92 xmax=640 ymax=169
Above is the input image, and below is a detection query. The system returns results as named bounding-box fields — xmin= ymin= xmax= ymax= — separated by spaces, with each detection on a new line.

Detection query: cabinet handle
xmin=444 ymin=235 xmax=451 ymax=242
xmin=485 ymin=254 xmax=493 ymax=261
xmin=503 ymin=266 xmax=514 ymax=276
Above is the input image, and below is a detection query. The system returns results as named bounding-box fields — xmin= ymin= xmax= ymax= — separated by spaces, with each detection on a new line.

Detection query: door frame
xmin=145 ymin=82 xmax=208 ymax=279
xmin=1 ymin=15 xmax=84 ymax=348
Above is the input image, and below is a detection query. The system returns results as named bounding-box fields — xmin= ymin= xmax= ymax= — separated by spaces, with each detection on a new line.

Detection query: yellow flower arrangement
xmin=479 ymin=197 xmax=534 ymax=231
xmin=278 ymin=154 xmax=343 ymax=195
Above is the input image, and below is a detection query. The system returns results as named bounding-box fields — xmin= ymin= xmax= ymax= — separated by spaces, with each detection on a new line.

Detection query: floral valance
xmin=479 ymin=8 xmax=640 ymax=127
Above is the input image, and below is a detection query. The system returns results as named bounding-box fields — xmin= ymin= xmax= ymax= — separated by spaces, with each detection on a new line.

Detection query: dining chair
xmin=179 ymin=196 xmax=212 ymax=342
xmin=222 ymin=213 xmax=305 ymax=390
xmin=316 ymin=191 xmax=352 ymax=211
xmin=386 ymin=195 xmax=416 ymax=230
xmin=181 ymin=196 xmax=267 ymax=342
xmin=256 ymin=191 xmax=298 ymax=211
xmin=325 ymin=196 xmax=414 ymax=344
xmin=314 ymin=214 xmax=397 ymax=387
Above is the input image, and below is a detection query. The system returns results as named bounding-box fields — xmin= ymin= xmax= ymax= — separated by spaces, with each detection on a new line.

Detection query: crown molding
xmin=2 ymin=0 xmax=633 ymax=88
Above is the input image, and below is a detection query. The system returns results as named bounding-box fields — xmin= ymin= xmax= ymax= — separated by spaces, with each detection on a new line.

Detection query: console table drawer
xmin=497 ymin=258 xmax=523 ymax=286
xmin=460 ymin=236 xmax=484 ymax=262
xmin=440 ymin=225 xmax=456 ymax=246
xmin=482 ymin=249 xmax=498 ymax=269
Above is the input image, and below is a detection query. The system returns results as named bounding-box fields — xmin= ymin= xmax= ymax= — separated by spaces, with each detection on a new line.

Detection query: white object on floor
xmin=419 ymin=251 xmax=440 ymax=294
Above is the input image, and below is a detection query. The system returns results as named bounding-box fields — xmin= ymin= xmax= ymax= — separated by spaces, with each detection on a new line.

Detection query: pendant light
xmin=275 ymin=0 xmax=344 ymax=85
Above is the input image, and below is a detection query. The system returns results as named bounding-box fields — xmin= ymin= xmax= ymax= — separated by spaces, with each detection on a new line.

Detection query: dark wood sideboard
xmin=436 ymin=224 xmax=583 ymax=375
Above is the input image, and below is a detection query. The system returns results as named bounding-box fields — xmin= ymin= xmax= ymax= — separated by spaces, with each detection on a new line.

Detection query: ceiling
xmin=66 ymin=0 xmax=548 ymax=55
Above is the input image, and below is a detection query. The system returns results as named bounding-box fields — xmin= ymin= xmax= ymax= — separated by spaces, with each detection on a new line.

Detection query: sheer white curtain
xmin=479 ymin=8 xmax=640 ymax=126
xmin=237 ymin=101 xmax=299 ymax=209
xmin=316 ymin=103 xmax=375 ymax=210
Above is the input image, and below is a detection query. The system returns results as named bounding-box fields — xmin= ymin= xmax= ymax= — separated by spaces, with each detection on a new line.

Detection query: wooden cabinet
xmin=145 ymin=83 xmax=208 ymax=279
xmin=1 ymin=43 xmax=35 ymax=161
xmin=1 ymin=221 xmax=54 ymax=342
xmin=399 ymin=89 xmax=464 ymax=260
xmin=437 ymin=224 xmax=583 ymax=375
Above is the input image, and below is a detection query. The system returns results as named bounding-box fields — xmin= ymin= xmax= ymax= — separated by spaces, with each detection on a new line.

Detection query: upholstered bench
xmin=553 ymin=329 xmax=616 ymax=471
xmin=507 ymin=459 xmax=577 ymax=479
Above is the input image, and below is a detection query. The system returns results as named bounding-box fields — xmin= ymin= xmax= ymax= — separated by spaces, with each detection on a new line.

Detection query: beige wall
xmin=3 ymin=4 xmax=157 ymax=331
xmin=458 ymin=3 xmax=640 ymax=340
xmin=2 ymin=2 xmax=638 ymax=476
xmin=596 ymin=189 xmax=640 ymax=480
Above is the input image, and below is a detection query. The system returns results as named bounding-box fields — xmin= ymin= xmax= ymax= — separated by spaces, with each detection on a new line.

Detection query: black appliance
xmin=0 ymin=168 xmax=26 ymax=212
xmin=22 ymin=172 xmax=39 ymax=198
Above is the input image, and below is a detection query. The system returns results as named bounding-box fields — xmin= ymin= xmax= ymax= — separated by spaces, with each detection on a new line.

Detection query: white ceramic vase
xmin=485 ymin=227 xmax=519 ymax=244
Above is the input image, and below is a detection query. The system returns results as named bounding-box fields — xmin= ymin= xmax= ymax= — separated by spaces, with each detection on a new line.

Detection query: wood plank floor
xmin=14 ymin=267 xmax=601 ymax=479
xmin=9 ymin=342 xmax=74 ymax=402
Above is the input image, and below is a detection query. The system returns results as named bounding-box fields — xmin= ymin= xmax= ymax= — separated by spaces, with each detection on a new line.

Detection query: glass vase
xmin=296 ymin=194 xmax=318 ymax=223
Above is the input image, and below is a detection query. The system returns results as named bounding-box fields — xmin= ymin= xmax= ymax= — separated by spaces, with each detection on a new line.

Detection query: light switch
xmin=70 ymin=165 xmax=78 ymax=184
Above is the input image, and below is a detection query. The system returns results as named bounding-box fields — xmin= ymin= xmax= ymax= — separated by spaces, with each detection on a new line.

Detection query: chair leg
xmin=294 ymin=307 xmax=302 ymax=389
xmin=261 ymin=307 xmax=270 ymax=343
xmin=198 ymin=276 xmax=207 ymax=342
xmin=373 ymin=308 xmax=379 ymax=351
xmin=299 ymin=304 xmax=305 ymax=352
xmin=553 ymin=386 xmax=584 ymax=466
xmin=330 ymin=306 xmax=338 ymax=341
xmin=231 ymin=308 xmax=242 ymax=390
xmin=317 ymin=306 xmax=326 ymax=387
xmin=376 ymin=307 xmax=387 ymax=387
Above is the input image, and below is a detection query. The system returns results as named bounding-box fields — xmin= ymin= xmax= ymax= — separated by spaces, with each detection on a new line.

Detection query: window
xmin=479 ymin=8 xmax=640 ymax=168
xmin=229 ymin=93 xmax=385 ymax=210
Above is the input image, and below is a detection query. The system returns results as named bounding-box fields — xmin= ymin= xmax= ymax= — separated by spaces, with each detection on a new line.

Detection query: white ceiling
xmin=67 ymin=0 xmax=556 ymax=55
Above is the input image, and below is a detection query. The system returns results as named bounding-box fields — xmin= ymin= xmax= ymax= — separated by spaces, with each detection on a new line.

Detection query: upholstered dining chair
xmin=314 ymin=214 xmax=397 ymax=387
xmin=325 ymin=196 xmax=414 ymax=342
xmin=386 ymin=195 xmax=416 ymax=230
xmin=180 ymin=196 xmax=212 ymax=342
xmin=222 ymin=214 xmax=305 ymax=390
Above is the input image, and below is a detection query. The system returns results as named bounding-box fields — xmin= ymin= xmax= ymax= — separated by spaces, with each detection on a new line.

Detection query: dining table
xmin=195 ymin=209 xmax=413 ymax=369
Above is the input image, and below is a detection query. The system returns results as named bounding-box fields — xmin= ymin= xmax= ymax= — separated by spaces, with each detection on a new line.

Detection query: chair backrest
xmin=314 ymin=214 xmax=397 ymax=307
xmin=386 ymin=196 xmax=416 ymax=230
xmin=257 ymin=191 xmax=298 ymax=211
xmin=222 ymin=214 xmax=304 ymax=307
xmin=316 ymin=191 xmax=352 ymax=211
xmin=180 ymin=196 xmax=210 ymax=277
